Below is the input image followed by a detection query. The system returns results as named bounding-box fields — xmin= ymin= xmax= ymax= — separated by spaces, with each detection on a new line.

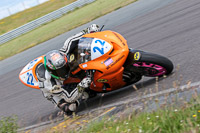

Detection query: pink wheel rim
xmin=133 ymin=62 xmax=167 ymax=76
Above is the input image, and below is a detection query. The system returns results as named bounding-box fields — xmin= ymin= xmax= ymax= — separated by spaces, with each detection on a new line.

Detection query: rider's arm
xmin=59 ymin=31 xmax=86 ymax=55
xmin=59 ymin=24 xmax=100 ymax=55
xmin=36 ymin=64 xmax=82 ymax=113
xmin=78 ymin=77 xmax=92 ymax=89
xmin=74 ymin=76 xmax=91 ymax=101
xmin=39 ymin=70 xmax=63 ymax=105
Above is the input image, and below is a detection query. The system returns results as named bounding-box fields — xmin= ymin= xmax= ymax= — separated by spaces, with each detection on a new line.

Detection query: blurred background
xmin=0 ymin=0 xmax=49 ymax=20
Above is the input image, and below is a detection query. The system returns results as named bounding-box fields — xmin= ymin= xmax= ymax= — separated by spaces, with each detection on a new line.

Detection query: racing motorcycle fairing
xmin=74 ymin=30 xmax=129 ymax=92
xmin=90 ymin=67 xmax=126 ymax=92
xmin=78 ymin=30 xmax=129 ymax=71
xmin=19 ymin=55 xmax=44 ymax=89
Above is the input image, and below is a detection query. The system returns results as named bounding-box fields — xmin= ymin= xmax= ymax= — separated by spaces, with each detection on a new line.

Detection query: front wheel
xmin=125 ymin=50 xmax=174 ymax=77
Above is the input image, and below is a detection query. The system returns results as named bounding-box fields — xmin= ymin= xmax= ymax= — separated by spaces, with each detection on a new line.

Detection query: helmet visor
xmin=44 ymin=51 xmax=69 ymax=79
xmin=54 ymin=64 xmax=69 ymax=79
xmin=49 ymin=63 xmax=69 ymax=79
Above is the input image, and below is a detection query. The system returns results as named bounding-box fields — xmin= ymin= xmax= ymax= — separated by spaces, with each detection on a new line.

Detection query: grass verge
xmin=49 ymin=91 xmax=200 ymax=133
xmin=78 ymin=103 xmax=200 ymax=133
xmin=5 ymin=83 xmax=200 ymax=133
xmin=0 ymin=0 xmax=77 ymax=35
xmin=0 ymin=0 xmax=137 ymax=61
xmin=0 ymin=116 xmax=18 ymax=133
xmin=45 ymin=72 xmax=200 ymax=133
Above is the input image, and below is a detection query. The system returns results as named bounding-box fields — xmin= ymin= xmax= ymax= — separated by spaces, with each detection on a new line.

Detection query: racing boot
xmin=58 ymin=99 xmax=80 ymax=115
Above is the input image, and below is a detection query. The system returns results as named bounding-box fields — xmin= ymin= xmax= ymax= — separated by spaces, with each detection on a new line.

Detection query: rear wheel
xmin=135 ymin=52 xmax=173 ymax=77
xmin=124 ymin=50 xmax=174 ymax=78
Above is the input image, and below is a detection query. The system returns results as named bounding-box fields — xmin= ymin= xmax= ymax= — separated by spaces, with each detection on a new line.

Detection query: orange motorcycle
xmin=19 ymin=30 xmax=173 ymax=97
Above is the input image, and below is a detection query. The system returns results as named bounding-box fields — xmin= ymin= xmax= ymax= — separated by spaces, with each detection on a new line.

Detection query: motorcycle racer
xmin=36 ymin=50 xmax=91 ymax=114
xmin=36 ymin=24 xmax=100 ymax=114
xmin=19 ymin=28 xmax=174 ymax=116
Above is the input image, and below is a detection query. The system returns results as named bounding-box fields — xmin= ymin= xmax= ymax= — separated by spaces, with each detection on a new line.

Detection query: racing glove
xmin=78 ymin=77 xmax=91 ymax=91
xmin=82 ymin=24 xmax=100 ymax=34
xmin=50 ymin=85 xmax=62 ymax=94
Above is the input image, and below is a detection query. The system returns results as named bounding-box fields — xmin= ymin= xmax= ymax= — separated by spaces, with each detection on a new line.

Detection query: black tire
xmin=124 ymin=49 xmax=174 ymax=77
xmin=136 ymin=51 xmax=174 ymax=76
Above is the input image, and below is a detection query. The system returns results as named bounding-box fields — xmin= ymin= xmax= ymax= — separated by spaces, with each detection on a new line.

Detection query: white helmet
xmin=87 ymin=24 xmax=100 ymax=33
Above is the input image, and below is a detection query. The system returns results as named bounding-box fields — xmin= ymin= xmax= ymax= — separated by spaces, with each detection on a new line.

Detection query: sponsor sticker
xmin=28 ymin=58 xmax=38 ymax=69
xmin=134 ymin=52 xmax=141 ymax=61
xmin=70 ymin=54 xmax=75 ymax=62
xmin=104 ymin=58 xmax=113 ymax=66
xmin=97 ymin=79 xmax=108 ymax=82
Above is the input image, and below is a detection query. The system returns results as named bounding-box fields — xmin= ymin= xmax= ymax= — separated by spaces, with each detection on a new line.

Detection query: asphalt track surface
xmin=1 ymin=0 xmax=200 ymax=128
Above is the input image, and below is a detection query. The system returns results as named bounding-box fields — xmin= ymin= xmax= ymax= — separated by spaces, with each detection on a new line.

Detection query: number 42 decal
xmin=27 ymin=72 xmax=34 ymax=85
xmin=93 ymin=40 xmax=105 ymax=55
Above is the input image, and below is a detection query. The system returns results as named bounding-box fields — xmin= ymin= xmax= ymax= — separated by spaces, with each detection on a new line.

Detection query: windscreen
xmin=77 ymin=37 xmax=93 ymax=64
xmin=76 ymin=37 xmax=112 ymax=64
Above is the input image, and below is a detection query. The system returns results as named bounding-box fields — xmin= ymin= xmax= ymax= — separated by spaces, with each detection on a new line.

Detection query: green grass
xmin=0 ymin=0 xmax=137 ymax=60
xmin=0 ymin=116 xmax=18 ymax=133
xmin=0 ymin=0 xmax=77 ymax=35
xmin=46 ymin=96 xmax=200 ymax=133
xmin=77 ymin=100 xmax=200 ymax=133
